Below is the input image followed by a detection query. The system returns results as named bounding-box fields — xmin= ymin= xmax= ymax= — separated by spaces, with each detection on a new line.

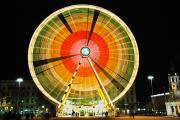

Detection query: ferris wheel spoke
xmin=86 ymin=8 xmax=89 ymax=40
xmin=90 ymin=57 xmax=130 ymax=83
xmin=35 ymin=59 xmax=69 ymax=75
xmin=90 ymin=58 xmax=125 ymax=89
xmin=33 ymin=54 xmax=78 ymax=67
xmin=57 ymin=58 xmax=83 ymax=110
xmin=58 ymin=13 xmax=73 ymax=34
xmin=86 ymin=10 xmax=100 ymax=46
xmin=87 ymin=57 xmax=115 ymax=110
xmin=105 ymin=66 xmax=129 ymax=82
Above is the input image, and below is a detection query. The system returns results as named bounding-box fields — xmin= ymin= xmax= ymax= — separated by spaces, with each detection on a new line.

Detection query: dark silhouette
xmin=3 ymin=112 xmax=10 ymax=120
xmin=132 ymin=111 xmax=135 ymax=119
xmin=129 ymin=110 xmax=132 ymax=118
xmin=105 ymin=111 xmax=108 ymax=117
xmin=30 ymin=112 xmax=35 ymax=119
xmin=72 ymin=110 xmax=75 ymax=116
xmin=25 ymin=112 xmax=30 ymax=120
xmin=44 ymin=112 xmax=50 ymax=120
xmin=130 ymin=109 xmax=135 ymax=119
xmin=16 ymin=112 xmax=22 ymax=120
xmin=116 ymin=111 xmax=120 ymax=117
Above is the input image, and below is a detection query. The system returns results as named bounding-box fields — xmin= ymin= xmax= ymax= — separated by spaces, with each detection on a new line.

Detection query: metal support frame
xmin=56 ymin=58 xmax=83 ymax=115
xmin=87 ymin=57 xmax=115 ymax=111
xmin=56 ymin=56 xmax=115 ymax=116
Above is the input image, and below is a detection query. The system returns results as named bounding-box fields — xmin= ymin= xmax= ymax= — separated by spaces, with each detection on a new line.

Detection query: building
xmin=165 ymin=72 xmax=180 ymax=116
xmin=149 ymin=72 xmax=180 ymax=116
xmin=0 ymin=80 xmax=137 ymax=116
xmin=115 ymin=83 xmax=137 ymax=115
xmin=151 ymin=92 xmax=170 ymax=115
xmin=0 ymin=80 xmax=56 ymax=117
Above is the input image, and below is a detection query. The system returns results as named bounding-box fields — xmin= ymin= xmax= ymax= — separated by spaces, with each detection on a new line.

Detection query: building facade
xmin=151 ymin=92 xmax=170 ymax=115
xmin=115 ymin=83 xmax=137 ymax=115
xmin=0 ymin=80 xmax=137 ymax=116
xmin=150 ymin=72 xmax=180 ymax=116
xmin=0 ymin=80 xmax=55 ymax=117
xmin=165 ymin=73 xmax=180 ymax=116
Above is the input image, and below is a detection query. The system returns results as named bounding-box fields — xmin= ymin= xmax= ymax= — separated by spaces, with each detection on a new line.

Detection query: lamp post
xmin=147 ymin=75 xmax=154 ymax=113
xmin=16 ymin=78 xmax=23 ymax=112
xmin=148 ymin=75 xmax=154 ymax=95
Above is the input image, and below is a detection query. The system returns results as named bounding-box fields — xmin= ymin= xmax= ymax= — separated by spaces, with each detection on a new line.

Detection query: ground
xmin=18 ymin=116 xmax=180 ymax=120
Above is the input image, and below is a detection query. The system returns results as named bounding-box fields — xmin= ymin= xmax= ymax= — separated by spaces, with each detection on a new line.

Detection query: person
xmin=105 ymin=111 xmax=108 ymax=117
xmin=129 ymin=110 xmax=132 ymax=118
xmin=72 ymin=110 xmax=75 ymax=116
xmin=132 ymin=110 xmax=135 ymax=119
xmin=16 ymin=112 xmax=22 ymax=120
xmin=116 ymin=111 xmax=120 ymax=117
xmin=25 ymin=112 xmax=30 ymax=120
xmin=3 ymin=112 xmax=11 ymax=120
xmin=30 ymin=112 xmax=34 ymax=119
xmin=44 ymin=112 xmax=50 ymax=120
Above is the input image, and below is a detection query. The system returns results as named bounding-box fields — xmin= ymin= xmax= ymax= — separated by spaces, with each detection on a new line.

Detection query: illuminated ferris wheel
xmin=28 ymin=4 xmax=139 ymax=114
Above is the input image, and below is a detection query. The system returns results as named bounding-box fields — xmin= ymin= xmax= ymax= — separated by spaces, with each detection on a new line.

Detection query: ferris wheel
xmin=28 ymin=4 xmax=139 ymax=114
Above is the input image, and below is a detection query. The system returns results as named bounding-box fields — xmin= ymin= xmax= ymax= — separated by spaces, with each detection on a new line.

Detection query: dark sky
xmin=1 ymin=0 xmax=178 ymax=105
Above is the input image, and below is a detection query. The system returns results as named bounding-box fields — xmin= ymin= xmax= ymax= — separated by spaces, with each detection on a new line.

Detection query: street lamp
xmin=16 ymin=78 xmax=23 ymax=87
xmin=148 ymin=75 xmax=154 ymax=95
xmin=147 ymin=75 xmax=154 ymax=113
xmin=16 ymin=78 xmax=23 ymax=112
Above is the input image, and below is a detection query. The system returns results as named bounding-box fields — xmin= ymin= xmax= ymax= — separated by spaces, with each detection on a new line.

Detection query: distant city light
xmin=42 ymin=105 xmax=45 ymax=109
xmin=151 ymin=92 xmax=170 ymax=98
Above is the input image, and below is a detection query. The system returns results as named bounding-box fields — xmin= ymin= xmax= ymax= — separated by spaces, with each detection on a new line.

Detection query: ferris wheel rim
xmin=28 ymin=4 xmax=139 ymax=105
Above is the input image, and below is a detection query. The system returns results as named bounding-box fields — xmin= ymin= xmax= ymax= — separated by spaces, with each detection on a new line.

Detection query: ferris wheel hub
xmin=80 ymin=47 xmax=90 ymax=57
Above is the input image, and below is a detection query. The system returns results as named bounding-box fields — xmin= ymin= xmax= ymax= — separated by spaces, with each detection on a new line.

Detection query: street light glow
xmin=42 ymin=105 xmax=45 ymax=109
xmin=147 ymin=75 xmax=155 ymax=111
xmin=148 ymin=75 xmax=154 ymax=80
xmin=16 ymin=78 xmax=23 ymax=112
xmin=16 ymin=78 xmax=23 ymax=83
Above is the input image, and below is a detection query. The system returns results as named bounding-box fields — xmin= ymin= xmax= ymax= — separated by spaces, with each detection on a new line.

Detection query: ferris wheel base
xmin=56 ymin=105 xmax=116 ymax=117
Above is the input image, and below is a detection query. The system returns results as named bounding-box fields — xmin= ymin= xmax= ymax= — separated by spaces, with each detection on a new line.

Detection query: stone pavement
xmin=19 ymin=116 xmax=180 ymax=120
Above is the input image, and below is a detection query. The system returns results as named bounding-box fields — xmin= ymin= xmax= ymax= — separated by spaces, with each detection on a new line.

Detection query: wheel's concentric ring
xmin=28 ymin=5 xmax=139 ymax=106
xmin=61 ymin=31 xmax=109 ymax=77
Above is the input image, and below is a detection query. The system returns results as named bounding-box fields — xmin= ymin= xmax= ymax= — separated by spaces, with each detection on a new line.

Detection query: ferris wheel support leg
xmin=87 ymin=57 xmax=115 ymax=111
xmin=56 ymin=58 xmax=83 ymax=116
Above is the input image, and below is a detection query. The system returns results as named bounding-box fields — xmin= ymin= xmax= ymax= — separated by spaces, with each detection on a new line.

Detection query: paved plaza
xmin=15 ymin=116 xmax=179 ymax=120
xmin=1 ymin=114 xmax=180 ymax=120
xmin=51 ymin=116 xmax=179 ymax=120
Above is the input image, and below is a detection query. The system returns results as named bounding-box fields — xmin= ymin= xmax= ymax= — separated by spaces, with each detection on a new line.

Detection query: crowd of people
xmin=0 ymin=110 xmax=136 ymax=119
xmin=1 ymin=111 xmax=51 ymax=120
xmin=1 ymin=111 xmax=34 ymax=120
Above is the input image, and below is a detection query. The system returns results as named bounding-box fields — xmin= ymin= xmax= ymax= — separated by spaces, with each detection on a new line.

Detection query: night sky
xmin=1 ymin=0 xmax=178 ymax=106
